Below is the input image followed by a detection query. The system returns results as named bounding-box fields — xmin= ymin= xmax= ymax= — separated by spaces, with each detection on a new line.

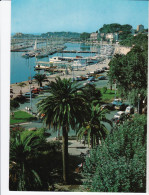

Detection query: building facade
xmin=105 ymin=33 xmax=118 ymax=42
xmin=90 ymin=32 xmax=98 ymax=41
xmin=137 ymin=24 xmax=144 ymax=32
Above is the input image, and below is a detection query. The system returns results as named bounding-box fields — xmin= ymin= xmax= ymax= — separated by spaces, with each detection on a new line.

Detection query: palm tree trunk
xmin=62 ymin=126 xmax=68 ymax=183
xmin=91 ymin=134 xmax=93 ymax=149
xmin=40 ymin=82 xmax=42 ymax=87
xmin=96 ymin=134 xmax=99 ymax=146
xmin=93 ymin=134 xmax=96 ymax=148
xmin=110 ymin=84 xmax=112 ymax=90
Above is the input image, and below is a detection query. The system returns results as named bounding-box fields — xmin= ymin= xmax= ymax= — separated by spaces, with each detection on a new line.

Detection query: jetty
xmin=60 ymin=50 xmax=97 ymax=53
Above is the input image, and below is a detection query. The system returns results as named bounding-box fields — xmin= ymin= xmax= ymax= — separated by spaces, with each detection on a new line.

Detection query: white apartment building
xmin=90 ymin=32 xmax=98 ymax=41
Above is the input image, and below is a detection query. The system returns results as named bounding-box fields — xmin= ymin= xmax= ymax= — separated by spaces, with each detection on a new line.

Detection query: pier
xmin=60 ymin=50 xmax=97 ymax=53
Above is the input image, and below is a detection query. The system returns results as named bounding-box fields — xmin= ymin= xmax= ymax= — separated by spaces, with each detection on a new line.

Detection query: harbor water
xmin=10 ymin=42 xmax=100 ymax=84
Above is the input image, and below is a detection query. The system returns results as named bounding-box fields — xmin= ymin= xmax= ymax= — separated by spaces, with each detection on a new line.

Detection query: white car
xmin=114 ymin=111 xmax=125 ymax=120
xmin=125 ymin=106 xmax=134 ymax=114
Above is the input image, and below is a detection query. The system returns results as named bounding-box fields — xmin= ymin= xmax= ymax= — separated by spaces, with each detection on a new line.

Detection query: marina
xmin=11 ymin=42 xmax=115 ymax=84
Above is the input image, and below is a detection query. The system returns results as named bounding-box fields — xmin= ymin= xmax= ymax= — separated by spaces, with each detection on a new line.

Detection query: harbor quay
xmin=10 ymin=58 xmax=111 ymax=99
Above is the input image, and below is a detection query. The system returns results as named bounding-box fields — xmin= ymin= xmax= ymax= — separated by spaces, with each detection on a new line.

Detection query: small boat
xmin=22 ymin=52 xmax=36 ymax=58
xmin=76 ymin=55 xmax=83 ymax=59
xmin=34 ymin=64 xmax=50 ymax=70
xmin=35 ymin=52 xmax=48 ymax=58
xmin=22 ymin=53 xmax=30 ymax=58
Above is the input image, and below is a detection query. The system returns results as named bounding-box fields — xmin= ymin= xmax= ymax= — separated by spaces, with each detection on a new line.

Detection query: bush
xmin=14 ymin=95 xmax=27 ymax=104
xmin=102 ymin=87 xmax=107 ymax=94
xmin=82 ymin=114 xmax=147 ymax=192
xmin=10 ymin=99 xmax=20 ymax=111
xmin=10 ymin=125 xmax=25 ymax=138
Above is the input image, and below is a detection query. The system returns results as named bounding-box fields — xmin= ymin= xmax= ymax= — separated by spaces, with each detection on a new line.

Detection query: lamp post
xmin=27 ymin=55 xmax=32 ymax=111
xmin=138 ymin=94 xmax=141 ymax=114
xmin=115 ymin=83 xmax=116 ymax=99
xmin=114 ymin=80 xmax=117 ymax=99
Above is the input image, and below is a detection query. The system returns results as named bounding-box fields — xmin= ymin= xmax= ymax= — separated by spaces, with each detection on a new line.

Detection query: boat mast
xmin=34 ymin=39 xmax=37 ymax=50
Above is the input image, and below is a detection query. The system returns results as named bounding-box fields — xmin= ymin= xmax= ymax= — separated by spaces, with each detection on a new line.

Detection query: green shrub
xmin=10 ymin=99 xmax=20 ymax=111
xmin=102 ymin=87 xmax=107 ymax=94
xmin=83 ymin=114 xmax=147 ymax=192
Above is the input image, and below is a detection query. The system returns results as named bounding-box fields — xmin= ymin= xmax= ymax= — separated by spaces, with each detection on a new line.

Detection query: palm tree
xmin=18 ymin=82 xmax=26 ymax=94
xmin=10 ymin=130 xmax=45 ymax=190
xmin=33 ymin=74 xmax=47 ymax=87
xmin=37 ymin=77 xmax=88 ymax=183
xmin=77 ymin=104 xmax=112 ymax=148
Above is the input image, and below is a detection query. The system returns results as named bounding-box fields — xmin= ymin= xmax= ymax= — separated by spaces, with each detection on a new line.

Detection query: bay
xmin=10 ymin=42 xmax=100 ymax=84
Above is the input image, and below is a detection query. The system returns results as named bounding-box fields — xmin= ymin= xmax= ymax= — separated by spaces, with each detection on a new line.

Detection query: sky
xmin=11 ymin=0 xmax=148 ymax=34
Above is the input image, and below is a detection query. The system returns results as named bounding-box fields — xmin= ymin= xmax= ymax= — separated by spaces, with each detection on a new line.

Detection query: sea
xmin=10 ymin=42 xmax=100 ymax=84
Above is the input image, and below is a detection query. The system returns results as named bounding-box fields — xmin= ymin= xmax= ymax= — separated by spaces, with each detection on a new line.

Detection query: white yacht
xmin=71 ymin=61 xmax=86 ymax=71
xmin=49 ymin=56 xmax=73 ymax=64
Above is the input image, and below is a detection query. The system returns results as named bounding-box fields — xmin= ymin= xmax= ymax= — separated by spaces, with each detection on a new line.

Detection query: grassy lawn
xmin=10 ymin=110 xmax=37 ymax=125
xmin=101 ymin=89 xmax=120 ymax=103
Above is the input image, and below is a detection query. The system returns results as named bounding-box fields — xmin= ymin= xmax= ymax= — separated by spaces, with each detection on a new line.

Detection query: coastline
xmin=10 ymin=58 xmax=110 ymax=99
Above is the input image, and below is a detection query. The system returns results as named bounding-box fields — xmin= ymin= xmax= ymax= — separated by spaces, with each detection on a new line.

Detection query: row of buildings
xmin=90 ymin=24 xmax=145 ymax=42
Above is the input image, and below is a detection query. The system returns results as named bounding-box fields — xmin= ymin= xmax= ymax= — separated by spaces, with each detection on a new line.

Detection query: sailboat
xmin=34 ymin=39 xmax=37 ymax=50
xmin=35 ymin=39 xmax=49 ymax=58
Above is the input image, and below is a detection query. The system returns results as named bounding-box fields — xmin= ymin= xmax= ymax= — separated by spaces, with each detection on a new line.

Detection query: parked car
xmin=85 ymin=75 xmax=89 ymax=79
xmin=31 ymin=88 xmax=40 ymax=94
xmin=115 ymin=103 xmax=128 ymax=111
xmin=112 ymin=111 xmax=126 ymax=124
xmin=40 ymin=85 xmax=50 ymax=90
xmin=114 ymin=111 xmax=125 ymax=120
xmin=43 ymin=79 xmax=49 ymax=82
xmin=101 ymin=103 xmax=115 ymax=110
xmin=94 ymin=69 xmax=104 ymax=74
xmin=80 ymin=76 xmax=87 ymax=80
xmin=125 ymin=106 xmax=134 ymax=115
xmin=23 ymin=92 xmax=35 ymax=98
xmin=112 ymin=99 xmax=128 ymax=110
xmin=83 ymin=81 xmax=94 ymax=86
xmin=112 ymin=99 xmax=122 ymax=105
xmin=76 ymin=76 xmax=82 ymax=81
xmin=102 ymin=67 xmax=108 ymax=70
xmin=87 ymin=77 xmax=95 ymax=82
xmin=98 ymin=76 xmax=106 ymax=80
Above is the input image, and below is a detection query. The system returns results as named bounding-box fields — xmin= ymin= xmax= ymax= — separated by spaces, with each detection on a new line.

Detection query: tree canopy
xmin=99 ymin=23 xmax=132 ymax=40
xmin=33 ymin=74 xmax=47 ymax=87
xmin=83 ymin=114 xmax=147 ymax=192
xmin=81 ymin=84 xmax=102 ymax=105
xmin=120 ymin=33 xmax=148 ymax=47
xmin=108 ymin=41 xmax=147 ymax=107
xmin=80 ymin=32 xmax=90 ymax=41
xmin=10 ymin=99 xmax=20 ymax=111
xmin=77 ymin=104 xmax=112 ymax=148
xmin=99 ymin=23 xmax=132 ymax=33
